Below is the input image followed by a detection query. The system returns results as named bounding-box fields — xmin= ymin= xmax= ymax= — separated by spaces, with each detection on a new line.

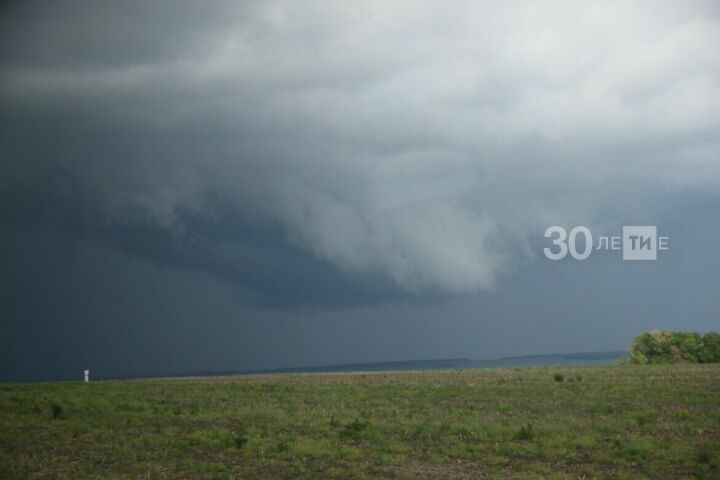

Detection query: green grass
xmin=1 ymin=364 xmax=719 ymax=479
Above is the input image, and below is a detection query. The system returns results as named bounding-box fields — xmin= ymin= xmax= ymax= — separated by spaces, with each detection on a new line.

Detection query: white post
xmin=84 ymin=370 xmax=90 ymax=382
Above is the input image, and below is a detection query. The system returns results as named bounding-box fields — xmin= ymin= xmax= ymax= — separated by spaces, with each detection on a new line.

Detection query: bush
xmin=339 ymin=419 xmax=370 ymax=441
xmin=627 ymin=330 xmax=720 ymax=365
xmin=701 ymin=332 xmax=720 ymax=363
xmin=275 ymin=436 xmax=296 ymax=453
xmin=51 ymin=402 xmax=64 ymax=419
xmin=553 ymin=373 xmax=564 ymax=382
xmin=698 ymin=447 xmax=711 ymax=464
xmin=515 ymin=424 xmax=535 ymax=441
xmin=233 ymin=434 xmax=249 ymax=449
xmin=231 ymin=423 xmax=250 ymax=449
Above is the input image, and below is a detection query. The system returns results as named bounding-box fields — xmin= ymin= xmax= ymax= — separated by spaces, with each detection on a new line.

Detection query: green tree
xmin=627 ymin=330 xmax=720 ymax=364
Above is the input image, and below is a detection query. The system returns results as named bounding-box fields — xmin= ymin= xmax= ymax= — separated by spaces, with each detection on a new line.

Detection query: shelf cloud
xmin=2 ymin=0 xmax=719 ymax=301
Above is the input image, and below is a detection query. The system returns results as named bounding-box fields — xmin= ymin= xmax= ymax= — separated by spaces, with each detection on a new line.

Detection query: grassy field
xmin=1 ymin=364 xmax=719 ymax=479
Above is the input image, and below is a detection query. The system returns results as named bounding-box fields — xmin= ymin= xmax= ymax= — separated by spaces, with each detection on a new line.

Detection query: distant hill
xmin=158 ymin=351 xmax=627 ymax=380
xmin=475 ymin=351 xmax=628 ymax=368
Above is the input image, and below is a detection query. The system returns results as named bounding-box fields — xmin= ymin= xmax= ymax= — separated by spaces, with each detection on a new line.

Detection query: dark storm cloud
xmin=0 ymin=183 xmax=413 ymax=307
xmin=0 ymin=1 xmax=253 ymax=68
xmin=1 ymin=0 xmax=719 ymax=305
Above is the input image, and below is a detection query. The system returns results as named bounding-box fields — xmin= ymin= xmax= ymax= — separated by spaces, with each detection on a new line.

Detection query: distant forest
xmin=627 ymin=330 xmax=720 ymax=364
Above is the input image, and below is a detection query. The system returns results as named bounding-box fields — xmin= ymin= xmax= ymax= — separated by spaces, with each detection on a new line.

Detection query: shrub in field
xmin=339 ymin=419 xmax=370 ymax=441
xmin=701 ymin=332 xmax=720 ymax=362
xmin=233 ymin=434 xmax=249 ymax=449
xmin=553 ymin=373 xmax=564 ymax=382
xmin=514 ymin=424 xmax=534 ymax=441
xmin=229 ymin=423 xmax=250 ymax=449
xmin=50 ymin=402 xmax=64 ymax=419
xmin=628 ymin=330 xmax=720 ymax=364
xmin=275 ymin=436 xmax=296 ymax=453
xmin=698 ymin=446 xmax=711 ymax=464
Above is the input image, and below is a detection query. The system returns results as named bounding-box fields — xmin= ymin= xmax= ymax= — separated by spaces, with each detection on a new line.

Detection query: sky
xmin=1 ymin=1 xmax=719 ymax=381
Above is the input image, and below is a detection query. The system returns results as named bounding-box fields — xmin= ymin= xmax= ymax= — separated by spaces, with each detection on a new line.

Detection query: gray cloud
xmin=2 ymin=0 xmax=719 ymax=301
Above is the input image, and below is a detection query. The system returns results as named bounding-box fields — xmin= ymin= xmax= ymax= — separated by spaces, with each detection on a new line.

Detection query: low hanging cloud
xmin=1 ymin=0 xmax=719 ymax=300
